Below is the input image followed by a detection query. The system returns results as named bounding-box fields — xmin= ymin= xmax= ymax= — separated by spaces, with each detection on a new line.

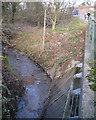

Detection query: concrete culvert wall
xmin=44 ymin=67 xmax=76 ymax=118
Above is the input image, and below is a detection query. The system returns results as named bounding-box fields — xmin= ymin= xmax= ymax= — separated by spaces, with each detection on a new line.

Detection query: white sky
xmin=75 ymin=0 xmax=96 ymax=6
xmin=20 ymin=0 xmax=96 ymax=7
xmin=60 ymin=0 xmax=96 ymax=6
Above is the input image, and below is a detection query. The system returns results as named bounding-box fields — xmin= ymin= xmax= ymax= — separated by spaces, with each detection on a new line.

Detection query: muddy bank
xmin=7 ymin=49 xmax=51 ymax=118
xmin=2 ymin=57 xmax=25 ymax=119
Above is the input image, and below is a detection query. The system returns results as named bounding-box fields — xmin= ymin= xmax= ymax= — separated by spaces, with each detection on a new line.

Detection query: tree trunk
xmin=42 ymin=9 xmax=46 ymax=50
xmin=37 ymin=21 xmax=40 ymax=26
xmin=52 ymin=14 xmax=57 ymax=30
xmin=12 ymin=12 xmax=15 ymax=23
xmin=11 ymin=3 xmax=17 ymax=24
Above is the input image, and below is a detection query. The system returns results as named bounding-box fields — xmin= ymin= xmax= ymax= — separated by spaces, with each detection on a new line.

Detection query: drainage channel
xmin=62 ymin=63 xmax=82 ymax=119
xmin=62 ymin=86 xmax=81 ymax=118
xmin=69 ymin=88 xmax=81 ymax=118
xmin=7 ymin=49 xmax=51 ymax=118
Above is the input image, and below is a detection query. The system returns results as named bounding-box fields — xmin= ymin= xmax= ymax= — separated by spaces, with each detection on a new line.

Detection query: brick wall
xmin=76 ymin=6 xmax=96 ymax=10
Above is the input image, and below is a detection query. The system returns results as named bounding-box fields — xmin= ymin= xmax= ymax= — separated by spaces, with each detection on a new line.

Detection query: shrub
xmin=87 ymin=66 xmax=96 ymax=91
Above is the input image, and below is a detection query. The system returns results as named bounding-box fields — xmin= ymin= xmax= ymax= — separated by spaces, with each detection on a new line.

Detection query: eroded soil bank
xmin=6 ymin=17 xmax=85 ymax=79
xmin=2 ymin=57 xmax=25 ymax=119
xmin=7 ymin=49 xmax=51 ymax=118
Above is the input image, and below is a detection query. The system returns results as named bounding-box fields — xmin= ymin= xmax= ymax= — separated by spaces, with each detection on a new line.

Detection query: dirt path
xmin=8 ymin=49 xmax=51 ymax=118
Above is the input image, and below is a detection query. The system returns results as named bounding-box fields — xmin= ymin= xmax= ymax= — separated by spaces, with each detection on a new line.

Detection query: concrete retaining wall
xmin=44 ymin=67 xmax=76 ymax=118
xmin=80 ymin=29 xmax=95 ymax=118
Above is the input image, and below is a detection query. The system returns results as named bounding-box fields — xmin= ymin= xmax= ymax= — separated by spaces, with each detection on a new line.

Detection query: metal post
xmin=88 ymin=17 xmax=92 ymax=42
xmin=62 ymin=82 xmax=73 ymax=119
xmin=90 ymin=21 xmax=95 ymax=62
xmin=69 ymin=94 xmax=75 ymax=117
xmin=74 ymin=95 xmax=78 ymax=116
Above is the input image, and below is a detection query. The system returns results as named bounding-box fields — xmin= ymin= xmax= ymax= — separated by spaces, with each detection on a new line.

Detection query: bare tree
xmin=11 ymin=2 xmax=17 ymax=23
xmin=47 ymin=2 xmax=61 ymax=30
xmin=25 ymin=2 xmax=44 ymax=26
xmin=42 ymin=8 xmax=46 ymax=50
xmin=2 ymin=2 xmax=21 ymax=23
xmin=47 ymin=1 xmax=75 ymax=30
xmin=51 ymin=2 xmax=60 ymax=30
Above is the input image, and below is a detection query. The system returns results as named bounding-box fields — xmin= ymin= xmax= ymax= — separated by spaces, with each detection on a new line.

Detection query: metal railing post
xmin=90 ymin=21 xmax=95 ymax=62
xmin=88 ymin=17 xmax=92 ymax=42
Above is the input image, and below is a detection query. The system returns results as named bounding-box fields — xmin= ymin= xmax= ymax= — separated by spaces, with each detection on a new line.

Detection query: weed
xmin=70 ymin=37 xmax=77 ymax=42
xmin=23 ymin=32 xmax=29 ymax=35
xmin=2 ymin=83 xmax=15 ymax=119
xmin=35 ymin=39 xmax=39 ymax=42
xmin=69 ymin=18 xmax=85 ymax=34
xmin=2 ymin=57 xmax=9 ymax=66
xmin=49 ymin=17 xmax=85 ymax=36
xmin=57 ymin=27 xmax=67 ymax=32
xmin=2 ymin=57 xmax=15 ymax=73
xmin=67 ymin=47 xmax=71 ymax=51
xmin=44 ymin=60 xmax=50 ymax=65
xmin=49 ymin=30 xmax=55 ymax=34
xmin=86 ymin=66 xmax=96 ymax=91
xmin=35 ymin=33 xmax=42 ymax=37
xmin=56 ymin=56 xmax=69 ymax=66
xmin=18 ymin=32 xmax=29 ymax=42
xmin=62 ymin=56 xmax=69 ymax=62
xmin=61 ymin=44 xmax=64 ymax=47
xmin=59 ymin=32 xmax=62 ymax=35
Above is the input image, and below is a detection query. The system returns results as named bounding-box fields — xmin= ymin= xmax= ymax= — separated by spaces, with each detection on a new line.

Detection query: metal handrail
xmin=87 ymin=16 xmax=96 ymax=62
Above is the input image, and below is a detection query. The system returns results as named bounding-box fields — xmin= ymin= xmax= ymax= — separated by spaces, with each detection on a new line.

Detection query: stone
xmin=73 ymin=88 xmax=81 ymax=95
xmin=73 ymin=72 xmax=83 ymax=79
xmin=68 ymin=59 xmax=80 ymax=68
xmin=76 ymin=63 xmax=83 ymax=68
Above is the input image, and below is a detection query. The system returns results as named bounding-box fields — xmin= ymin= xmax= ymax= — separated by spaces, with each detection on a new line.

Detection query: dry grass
xmin=10 ymin=17 xmax=86 ymax=77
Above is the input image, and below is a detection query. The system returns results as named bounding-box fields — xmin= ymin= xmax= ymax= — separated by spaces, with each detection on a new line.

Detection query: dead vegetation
xmin=6 ymin=17 xmax=86 ymax=79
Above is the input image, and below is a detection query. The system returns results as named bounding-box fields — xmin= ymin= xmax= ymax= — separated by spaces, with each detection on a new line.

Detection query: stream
xmin=8 ymin=49 xmax=51 ymax=118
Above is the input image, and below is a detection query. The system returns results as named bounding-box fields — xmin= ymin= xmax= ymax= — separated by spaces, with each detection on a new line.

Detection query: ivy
xmin=86 ymin=66 xmax=96 ymax=91
xmin=2 ymin=83 xmax=15 ymax=119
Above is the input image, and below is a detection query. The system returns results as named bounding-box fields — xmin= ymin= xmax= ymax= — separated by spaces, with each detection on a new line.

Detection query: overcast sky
xmin=75 ymin=0 xmax=96 ymax=6
xmin=60 ymin=0 xmax=96 ymax=6
xmin=20 ymin=0 xmax=96 ymax=7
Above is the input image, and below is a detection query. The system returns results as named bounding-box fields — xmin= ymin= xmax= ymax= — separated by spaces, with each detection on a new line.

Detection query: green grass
xmin=35 ymin=32 xmax=42 ymax=37
xmin=55 ymin=56 xmax=69 ymax=66
xmin=69 ymin=18 xmax=85 ymax=35
xmin=49 ymin=17 xmax=85 ymax=35
xmin=62 ymin=56 xmax=69 ymax=62
xmin=45 ymin=52 xmax=50 ymax=58
xmin=2 ymin=57 xmax=15 ymax=73
xmin=67 ymin=47 xmax=72 ymax=51
xmin=57 ymin=27 xmax=67 ymax=32
xmin=18 ymin=32 xmax=29 ymax=42
xmin=59 ymin=32 xmax=62 ymax=35
xmin=49 ymin=30 xmax=55 ymax=34
xmin=49 ymin=27 xmax=67 ymax=34
xmin=70 ymin=37 xmax=77 ymax=42
xmin=31 ymin=39 xmax=39 ymax=45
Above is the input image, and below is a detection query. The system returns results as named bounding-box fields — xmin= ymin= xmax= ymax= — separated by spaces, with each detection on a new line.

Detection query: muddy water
xmin=8 ymin=49 xmax=51 ymax=118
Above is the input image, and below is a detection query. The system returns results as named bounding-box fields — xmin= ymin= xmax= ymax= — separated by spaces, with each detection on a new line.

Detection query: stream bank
xmin=2 ymin=57 xmax=25 ymax=119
